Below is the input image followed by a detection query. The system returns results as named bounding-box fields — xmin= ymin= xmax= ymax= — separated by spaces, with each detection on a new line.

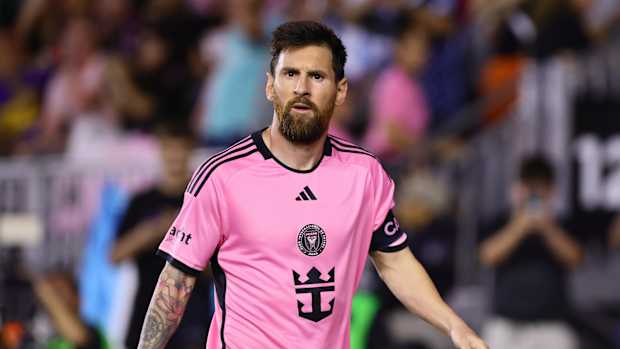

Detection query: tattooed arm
xmin=138 ymin=262 xmax=196 ymax=349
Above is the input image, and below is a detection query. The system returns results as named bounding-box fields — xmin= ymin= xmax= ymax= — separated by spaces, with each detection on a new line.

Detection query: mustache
xmin=285 ymin=97 xmax=318 ymax=112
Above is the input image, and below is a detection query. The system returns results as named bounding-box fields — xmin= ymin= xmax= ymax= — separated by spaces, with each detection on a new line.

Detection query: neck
xmin=264 ymin=118 xmax=327 ymax=171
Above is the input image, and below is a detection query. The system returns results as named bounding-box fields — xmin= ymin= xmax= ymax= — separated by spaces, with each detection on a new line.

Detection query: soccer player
xmin=138 ymin=21 xmax=488 ymax=349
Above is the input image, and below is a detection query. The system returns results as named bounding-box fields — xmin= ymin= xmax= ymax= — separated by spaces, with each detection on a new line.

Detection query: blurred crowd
xmin=0 ymin=0 xmax=615 ymax=159
xmin=2 ymin=0 xmax=620 ymax=348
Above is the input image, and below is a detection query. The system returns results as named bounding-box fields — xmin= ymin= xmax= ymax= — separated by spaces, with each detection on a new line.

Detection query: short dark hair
xmin=519 ymin=155 xmax=555 ymax=185
xmin=270 ymin=21 xmax=347 ymax=82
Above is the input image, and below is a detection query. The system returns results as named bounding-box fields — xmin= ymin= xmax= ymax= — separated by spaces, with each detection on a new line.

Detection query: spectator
xmin=93 ymin=0 xmax=137 ymax=53
xmin=478 ymin=6 xmax=529 ymax=125
xmin=32 ymin=16 xmax=110 ymax=154
xmin=397 ymin=168 xmax=456 ymax=297
xmin=109 ymin=123 xmax=212 ymax=349
xmin=417 ymin=7 xmax=472 ymax=130
xmin=15 ymin=0 xmax=89 ymax=58
xmin=103 ymin=54 xmax=156 ymax=132
xmin=608 ymin=215 xmax=620 ymax=250
xmin=521 ymin=0 xmax=590 ymax=60
xmin=329 ymin=2 xmax=394 ymax=84
xmin=32 ymin=272 xmax=110 ymax=349
xmin=357 ymin=0 xmax=411 ymax=38
xmin=138 ymin=0 xmax=211 ymax=122
xmin=0 ymin=30 xmax=45 ymax=156
xmin=194 ymin=0 xmax=271 ymax=146
xmin=107 ymin=17 xmax=204 ymax=133
xmin=479 ymin=155 xmax=583 ymax=349
xmin=364 ymin=19 xmax=430 ymax=172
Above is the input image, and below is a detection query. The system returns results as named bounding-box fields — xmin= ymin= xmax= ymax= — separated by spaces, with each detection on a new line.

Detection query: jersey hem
xmin=156 ymin=250 xmax=202 ymax=276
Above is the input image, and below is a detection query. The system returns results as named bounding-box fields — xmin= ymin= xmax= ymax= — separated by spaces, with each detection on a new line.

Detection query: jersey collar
xmin=251 ymin=128 xmax=332 ymax=173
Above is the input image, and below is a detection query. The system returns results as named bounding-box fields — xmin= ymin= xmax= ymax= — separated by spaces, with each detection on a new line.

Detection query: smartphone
xmin=526 ymin=195 xmax=543 ymax=215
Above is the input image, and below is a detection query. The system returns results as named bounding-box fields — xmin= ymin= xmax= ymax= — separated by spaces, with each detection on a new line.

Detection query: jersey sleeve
xmin=369 ymin=162 xmax=408 ymax=252
xmin=157 ymin=178 xmax=225 ymax=275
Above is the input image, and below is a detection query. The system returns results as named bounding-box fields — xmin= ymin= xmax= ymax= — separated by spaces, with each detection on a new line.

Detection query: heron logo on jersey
xmin=292 ymin=267 xmax=335 ymax=322
xmin=297 ymin=224 xmax=327 ymax=256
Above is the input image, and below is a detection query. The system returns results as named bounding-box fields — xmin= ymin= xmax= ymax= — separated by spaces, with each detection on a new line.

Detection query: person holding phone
xmin=478 ymin=155 xmax=584 ymax=349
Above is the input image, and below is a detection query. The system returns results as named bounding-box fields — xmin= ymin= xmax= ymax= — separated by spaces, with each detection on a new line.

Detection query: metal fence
xmin=0 ymin=155 xmax=160 ymax=270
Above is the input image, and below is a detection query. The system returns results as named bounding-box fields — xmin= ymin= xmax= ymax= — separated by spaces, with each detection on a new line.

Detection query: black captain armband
xmin=370 ymin=210 xmax=408 ymax=252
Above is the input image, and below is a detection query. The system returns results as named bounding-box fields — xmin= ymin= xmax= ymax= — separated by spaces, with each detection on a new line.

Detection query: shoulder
xmin=186 ymin=135 xmax=261 ymax=197
xmin=327 ymin=134 xmax=384 ymax=172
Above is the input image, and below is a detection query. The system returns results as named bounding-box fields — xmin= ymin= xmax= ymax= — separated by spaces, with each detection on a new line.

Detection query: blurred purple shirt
xmin=365 ymin=66 xmax=429 ymax=159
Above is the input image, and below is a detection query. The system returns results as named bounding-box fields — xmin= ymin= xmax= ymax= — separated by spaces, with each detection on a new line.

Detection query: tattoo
xmin=138 ymin=264 xmax=196 ymax=349
xmin=142 ymin=312 xmax=165 ymax=347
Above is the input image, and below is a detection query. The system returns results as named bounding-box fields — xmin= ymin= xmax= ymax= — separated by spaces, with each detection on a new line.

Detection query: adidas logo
xmin=295 ymin=186 xmax=317 ymax=201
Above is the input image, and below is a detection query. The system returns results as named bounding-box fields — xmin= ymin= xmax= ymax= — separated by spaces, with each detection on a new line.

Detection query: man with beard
xmin=137 ymin=21 xmax=488 ymax=349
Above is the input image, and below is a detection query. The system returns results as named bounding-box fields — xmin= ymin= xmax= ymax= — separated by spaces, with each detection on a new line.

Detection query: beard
xmin=273 ymin=94 xmax=334 ymax=145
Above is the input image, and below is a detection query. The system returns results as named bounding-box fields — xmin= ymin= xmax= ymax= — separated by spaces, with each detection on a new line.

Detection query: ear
xmin=265 ymin=72 xmax=274 ymax=102
xmin=335 ymin=77 xmax=348 ymax=106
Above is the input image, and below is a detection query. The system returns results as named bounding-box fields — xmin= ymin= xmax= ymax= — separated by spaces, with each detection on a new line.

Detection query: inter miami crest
xmin=297 ymin=224 xmax=326 ymax=256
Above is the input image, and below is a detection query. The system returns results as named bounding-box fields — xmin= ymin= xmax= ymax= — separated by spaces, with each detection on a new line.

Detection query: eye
xmin=312 ymin=73 xmax=323 ymax=80
xmin=286 ymin=71 xmax=295 ymax=77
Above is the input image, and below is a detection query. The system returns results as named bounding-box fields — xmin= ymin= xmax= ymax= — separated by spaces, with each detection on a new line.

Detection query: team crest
xmin=297 ymin=224 xmax=326 ymax=256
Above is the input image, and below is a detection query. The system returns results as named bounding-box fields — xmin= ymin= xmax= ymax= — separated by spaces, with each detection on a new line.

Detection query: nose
xmin=294 ymin=75 xmax=310 ymax=96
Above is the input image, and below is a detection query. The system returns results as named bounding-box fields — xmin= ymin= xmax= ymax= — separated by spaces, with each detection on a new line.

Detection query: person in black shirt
xmin=33 ymin=272 xmax=108 ymax=349
xmin=479 ymin=155 xmax=583 ymax=349
xmin=110 ymin=123 xmax=212 ymax=349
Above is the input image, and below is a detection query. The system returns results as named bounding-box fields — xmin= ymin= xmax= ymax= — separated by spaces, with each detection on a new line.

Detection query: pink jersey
xmin=158 ymin=129 xmax=408 ymax=349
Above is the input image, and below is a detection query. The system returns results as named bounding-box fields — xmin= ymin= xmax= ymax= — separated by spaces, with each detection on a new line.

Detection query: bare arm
xmin=537 ymin=221 xmax=583 ymax=268
xmin=479 ymin=215 xmax=529 ymax=267
xmin=105 ymin=56 xmax=154 ymax=119
xmin=15 ymin=0 xmax=48 ymax=40
xmin=613 ymin=229 xmax=620 ymax=249
xmin=33 ymin=277 xmax=91 ymax=346
xmin=138 ymin=262 xmax=196 ymax=349
xmin=371 ymin=248 xmax=488 ymax=349
xmin=609 ymin=215 xmax=620 ymax=250
xmin=110 ymin=220 xmax=163 ymax=263
xmin=110 ymin=211 xmax=174 ymax=264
